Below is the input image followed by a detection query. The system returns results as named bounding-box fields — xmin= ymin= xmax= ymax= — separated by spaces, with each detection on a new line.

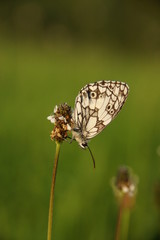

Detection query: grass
xmin=0 ymin=37 xmax=160 ymax=239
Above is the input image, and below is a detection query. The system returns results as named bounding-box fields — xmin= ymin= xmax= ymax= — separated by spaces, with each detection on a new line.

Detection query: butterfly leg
xmin=65 ymin=135 xmax=75 ymax=144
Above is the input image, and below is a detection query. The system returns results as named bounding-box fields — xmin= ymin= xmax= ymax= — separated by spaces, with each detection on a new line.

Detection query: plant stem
xmin=115 ymin=196 xmax=124 ymax=240
xmin=115 ymin=194 xmax=131 ymax=240
xmin=47 ymin=141 xmax=61 ymax=240
xmin=121 ymin=207 xmax=130 ymax=240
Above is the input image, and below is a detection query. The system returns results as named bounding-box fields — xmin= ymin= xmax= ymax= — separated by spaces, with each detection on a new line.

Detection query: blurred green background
xmin=1 ymin=1 xmax=160 ymax=239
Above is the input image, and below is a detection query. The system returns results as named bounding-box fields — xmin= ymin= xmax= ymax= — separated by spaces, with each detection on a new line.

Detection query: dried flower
xmin=47 ymin=103 xmax=73 ymax=142
xmin=111 ymin=166 xmax=138 ymax=208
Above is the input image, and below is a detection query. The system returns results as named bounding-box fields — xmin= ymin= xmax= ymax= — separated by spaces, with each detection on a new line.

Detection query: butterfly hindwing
xmin=72 ymin=80 xmax=129 ymax=147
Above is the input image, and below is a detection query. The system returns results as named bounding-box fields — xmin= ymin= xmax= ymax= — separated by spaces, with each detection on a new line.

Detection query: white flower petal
xmin=59 ymin=116 xmax=64 ymax=120
xmin=130 ymin=184 xmax=135 ymax=192
xmin=54 ymin=105 xmax=58 ymax=113
xmin=122 ymin=186 xmax=129 ymax=193
xmin=67 ymin=124 xmax=71 ymax=130
xmin=47 ymin=115 xmax=55 ymax=123
xmin=58 ymin=116 xmax=67 ymax=122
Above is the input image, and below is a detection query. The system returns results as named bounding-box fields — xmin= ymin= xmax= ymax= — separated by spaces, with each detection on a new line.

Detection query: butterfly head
xmin=72 ymin=129 xmax=95 ymax=167
xmin=72 ymin=127 xmax=96 ymax=167
xmin=79 ymin=142 xmax=88 ymax=149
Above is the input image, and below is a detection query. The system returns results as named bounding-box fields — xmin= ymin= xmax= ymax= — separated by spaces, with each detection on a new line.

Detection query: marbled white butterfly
xmin=72 ymin=80 xmax=129 ymax=153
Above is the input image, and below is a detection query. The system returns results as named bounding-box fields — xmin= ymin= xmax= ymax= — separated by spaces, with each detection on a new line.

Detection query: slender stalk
xmin=115 ymin=196 xmax=124 ymax=240
xmin=121 ymin=207 xmax=130 ymax=240
xmin=115 ymin=194 xmax=131 ymax=240
xmin=47 ymin=142 xmax=61 ymax=240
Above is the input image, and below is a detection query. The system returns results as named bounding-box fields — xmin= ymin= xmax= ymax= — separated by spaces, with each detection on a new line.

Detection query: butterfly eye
xmin=90 ymin=92 xmax=97 ymax=98
xmin=80 ymin=142 xmax=88 ymax=149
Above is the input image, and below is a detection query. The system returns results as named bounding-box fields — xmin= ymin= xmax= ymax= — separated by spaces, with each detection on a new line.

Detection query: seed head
xmin=47 ymin=103 xmax=73 ymax=143
xmin=111 ymin=166 xmax=138 ymax=208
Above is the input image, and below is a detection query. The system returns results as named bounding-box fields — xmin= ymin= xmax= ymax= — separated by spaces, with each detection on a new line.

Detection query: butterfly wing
xmin=73 ymin=80 xmax=129 ymax=142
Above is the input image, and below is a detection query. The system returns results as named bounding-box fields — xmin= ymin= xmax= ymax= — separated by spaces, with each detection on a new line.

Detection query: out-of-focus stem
xmin=115 ymin=194 xmax=131 ymax=240
xmin=115 ymin=195 xmax=124 ymax=240
xmin=121 ymin=206 xmax=130 ymax=240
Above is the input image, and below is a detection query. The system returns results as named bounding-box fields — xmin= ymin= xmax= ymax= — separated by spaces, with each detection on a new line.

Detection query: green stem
xmin=115 ymin=194 xmax=131 ymax=240
xmin=47 ymin=142 xmax=61 ymax=240
xmin=121 ymin=208 xmax=130 ymax=240
xmin=115 ymin=196 xmax=124 ymax=240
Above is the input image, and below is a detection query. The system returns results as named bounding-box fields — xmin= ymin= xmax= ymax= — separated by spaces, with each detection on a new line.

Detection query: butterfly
xmin=71 ymin=80 xmax=129 ymax=166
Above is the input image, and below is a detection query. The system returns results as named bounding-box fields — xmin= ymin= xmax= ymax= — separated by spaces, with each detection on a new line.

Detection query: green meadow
xmin=1 ymin=38 xmax=160 ymax=240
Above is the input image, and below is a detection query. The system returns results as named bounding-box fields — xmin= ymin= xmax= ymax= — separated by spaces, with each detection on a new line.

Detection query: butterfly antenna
xmin=87 ymin=145 xmax=96 ymax=168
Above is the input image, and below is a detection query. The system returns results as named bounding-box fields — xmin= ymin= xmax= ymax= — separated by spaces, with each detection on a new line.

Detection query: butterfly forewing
xmin=72 ymin=80 xmax=129 ymax=146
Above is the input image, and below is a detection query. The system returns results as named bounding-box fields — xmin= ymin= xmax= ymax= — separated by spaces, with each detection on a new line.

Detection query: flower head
xmin=47 ymin=103 xmax=73 ymax=142
xmin=111 ymin=166 xmax=138 ymax=208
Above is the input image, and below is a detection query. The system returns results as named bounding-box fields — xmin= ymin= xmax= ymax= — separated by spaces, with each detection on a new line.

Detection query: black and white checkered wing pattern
xmin=73 ymin=80 xmax=129 ymax=141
